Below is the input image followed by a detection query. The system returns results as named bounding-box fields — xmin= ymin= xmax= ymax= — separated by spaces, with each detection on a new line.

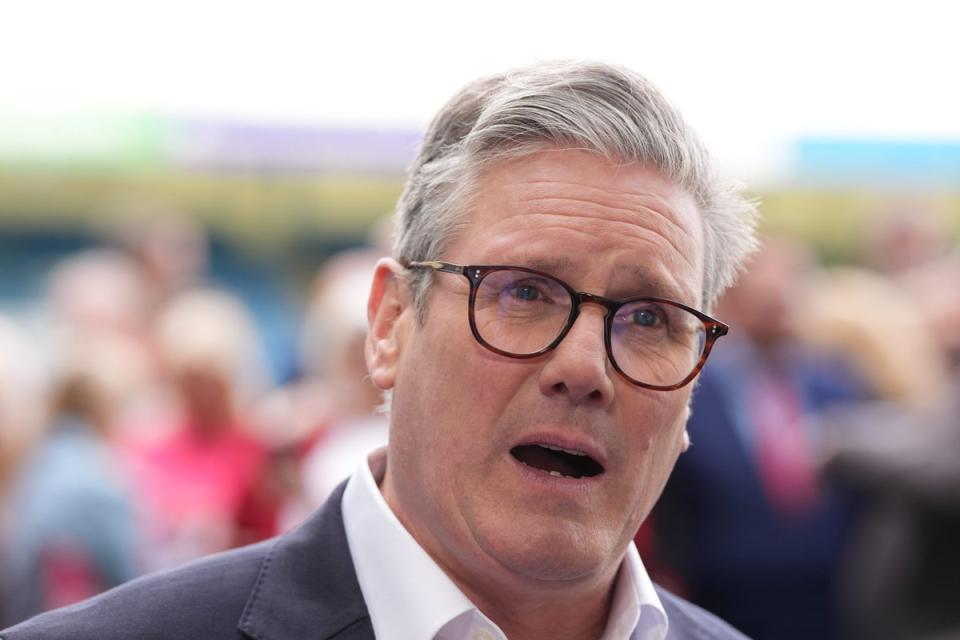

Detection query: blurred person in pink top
xmin=121 ymin=289 xmax=271 ymax=569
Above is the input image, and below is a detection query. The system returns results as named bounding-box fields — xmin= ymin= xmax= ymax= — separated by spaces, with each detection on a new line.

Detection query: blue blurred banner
xmin=795 ymin=138 xmax=960 ymax=185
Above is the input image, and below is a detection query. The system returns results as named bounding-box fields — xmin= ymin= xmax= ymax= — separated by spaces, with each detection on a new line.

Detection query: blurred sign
xmin=0 ymin=113 xmax=420 ymax=173
xmin=795 ymin=138 xmax=960 ymax=186
xmin=0 ymin=113 xmax=172 ymax=170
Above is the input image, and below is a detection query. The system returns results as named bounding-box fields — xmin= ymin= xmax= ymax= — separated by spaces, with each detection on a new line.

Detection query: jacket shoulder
xmin=0 ymin=539 xmax=275 ymax=640
xmin=656 ymin=586 xmax=750 ymax=639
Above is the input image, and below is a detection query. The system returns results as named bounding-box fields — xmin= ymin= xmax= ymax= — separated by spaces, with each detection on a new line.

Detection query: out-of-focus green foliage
xmin=0 ymin=170 xmax=404 ymax=247
xmin=756 ymin=190 xmax=960 ymax=263
xmin=1 ymin=167 xmax=958 ymax=260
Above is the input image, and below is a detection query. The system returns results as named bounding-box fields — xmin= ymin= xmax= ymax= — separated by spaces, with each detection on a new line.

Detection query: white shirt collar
xmin=341 ymin=447 xmax=668 ymax=640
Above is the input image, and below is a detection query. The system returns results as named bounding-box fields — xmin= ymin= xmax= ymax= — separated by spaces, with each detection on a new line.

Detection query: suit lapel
xmin=238 ymin=483 xmax=375 ymax=640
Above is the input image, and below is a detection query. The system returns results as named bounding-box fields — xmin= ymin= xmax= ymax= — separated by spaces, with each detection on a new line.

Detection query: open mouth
xmin=510 ymin=444 xmax=605 ymax=479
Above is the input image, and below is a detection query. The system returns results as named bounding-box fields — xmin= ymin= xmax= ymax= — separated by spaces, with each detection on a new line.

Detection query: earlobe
xmin=365 ymin=258 xmax=411 ymax=390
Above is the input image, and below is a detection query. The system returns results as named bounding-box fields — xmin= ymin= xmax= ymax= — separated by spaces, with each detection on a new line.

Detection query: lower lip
xmin=508 ymin=454 xmax=605 ymax=495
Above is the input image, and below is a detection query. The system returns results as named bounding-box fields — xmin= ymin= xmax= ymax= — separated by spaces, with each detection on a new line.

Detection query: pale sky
xmin=3 ymin=0 xmax=958 ymax=183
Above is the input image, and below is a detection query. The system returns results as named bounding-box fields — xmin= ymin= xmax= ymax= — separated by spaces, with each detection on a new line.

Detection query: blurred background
xmin=1 ymin=1 xmax=959 ymax=638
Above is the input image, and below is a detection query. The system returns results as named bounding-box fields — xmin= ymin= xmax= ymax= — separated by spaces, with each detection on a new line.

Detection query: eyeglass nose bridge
xmin=573 ymin=291 xmax=621 ymax=316
xmin=555 ymin=291 xmax=621 ymax=353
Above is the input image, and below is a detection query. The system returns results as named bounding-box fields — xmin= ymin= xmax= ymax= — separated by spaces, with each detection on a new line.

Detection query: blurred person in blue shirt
xmin=0 ymin=316 xmax=46 ymax=627
xmin=2 ymin=337 xmax=141 ymax=624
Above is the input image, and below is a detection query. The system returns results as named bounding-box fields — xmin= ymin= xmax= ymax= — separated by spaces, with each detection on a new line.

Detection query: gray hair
xmin=393 ymin=59 xmax=758 ymax=315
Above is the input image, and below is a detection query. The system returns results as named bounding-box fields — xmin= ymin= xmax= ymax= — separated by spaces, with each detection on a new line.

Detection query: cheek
xmin=392 ymin=323 xmax=517 ymax=460
xmin=621 ymin=392 xmax=690 ymax=506
xmin=426 ymin=327 xmax=531 ymax=422
xmin=625 ymin=387 xmax=689 ymax=445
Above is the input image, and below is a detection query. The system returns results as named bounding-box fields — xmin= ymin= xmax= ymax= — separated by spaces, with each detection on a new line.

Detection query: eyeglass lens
xmin=472 ymin=268 xmax=707 ymax=387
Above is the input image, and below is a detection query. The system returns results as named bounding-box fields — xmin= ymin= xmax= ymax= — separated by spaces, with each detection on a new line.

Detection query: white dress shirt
xmin=342 ymin=447 xmax=668 ymax=640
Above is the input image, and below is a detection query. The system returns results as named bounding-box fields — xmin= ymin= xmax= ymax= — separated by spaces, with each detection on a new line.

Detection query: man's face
xmin=370 ymin=148 xmax=704 ymax=596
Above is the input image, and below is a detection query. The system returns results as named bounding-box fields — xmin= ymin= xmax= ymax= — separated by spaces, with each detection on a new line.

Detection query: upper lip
xmin=510 ymin=432 xmax=608 ymax=471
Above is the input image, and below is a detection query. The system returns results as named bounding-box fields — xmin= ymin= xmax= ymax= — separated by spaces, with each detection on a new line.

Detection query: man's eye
xmin=511 ymin=285 xmax=542 ymax=302
xmin=631 ymin=308 xmax=662 ymax=327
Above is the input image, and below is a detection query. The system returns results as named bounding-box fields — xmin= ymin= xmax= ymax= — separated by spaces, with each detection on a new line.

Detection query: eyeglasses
xmin=407 ymin=261 xmax=728 ymax=391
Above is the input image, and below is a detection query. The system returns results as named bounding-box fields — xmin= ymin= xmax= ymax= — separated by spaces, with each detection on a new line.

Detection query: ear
xmin=365 ymin=258 xmax=412 ymax=391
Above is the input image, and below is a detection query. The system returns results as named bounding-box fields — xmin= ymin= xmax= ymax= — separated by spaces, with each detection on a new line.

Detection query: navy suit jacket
xmin=2 ymin=482 xmax=747 ymax=639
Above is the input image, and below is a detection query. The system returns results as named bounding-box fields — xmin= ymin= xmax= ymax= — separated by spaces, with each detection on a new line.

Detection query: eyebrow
xmin=493 ymin=255 xmax=683 ymax=302
xmin=509 ymin=255 xmax=573 ymax=275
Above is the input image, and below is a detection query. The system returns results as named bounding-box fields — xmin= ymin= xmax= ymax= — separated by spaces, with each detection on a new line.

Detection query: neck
xmin=377 ymin=456 xmax=626 ymax=640
xmin=457 ymin=572 xmax=616 ymax=640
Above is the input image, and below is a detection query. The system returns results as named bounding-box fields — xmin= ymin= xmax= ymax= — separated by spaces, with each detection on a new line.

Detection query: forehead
xmin=452 ymin=149 xmax=705 ymax=304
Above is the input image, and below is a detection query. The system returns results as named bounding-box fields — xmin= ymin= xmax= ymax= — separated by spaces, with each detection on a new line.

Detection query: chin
xmin=471 ymin=516 xmax=619 ymax=585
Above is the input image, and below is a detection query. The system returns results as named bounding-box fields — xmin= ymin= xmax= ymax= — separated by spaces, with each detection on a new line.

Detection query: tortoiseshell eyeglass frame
xmin=407 ymin=260 xmax=729 ymax=391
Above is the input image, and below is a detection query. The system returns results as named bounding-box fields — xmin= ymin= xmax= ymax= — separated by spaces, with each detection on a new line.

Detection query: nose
xmin=538 ymin=304 xmax=615 ymax=407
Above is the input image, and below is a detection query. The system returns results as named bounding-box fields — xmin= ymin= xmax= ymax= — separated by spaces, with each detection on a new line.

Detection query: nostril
xmin=550 ymin=381 xmax=606 ymax=403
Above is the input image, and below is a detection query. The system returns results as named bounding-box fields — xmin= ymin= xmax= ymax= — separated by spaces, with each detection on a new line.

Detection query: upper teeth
xmin=538 ymin=444 xmax=587 ymax=457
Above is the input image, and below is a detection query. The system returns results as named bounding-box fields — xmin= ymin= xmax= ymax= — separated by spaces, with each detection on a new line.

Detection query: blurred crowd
xmin=0 ymin=215 xmax=386 ymax=627
xmin=647 ymin=209 xmax=960 ymax=640
xmin=1 ymin=208 xmax=959 ymax=639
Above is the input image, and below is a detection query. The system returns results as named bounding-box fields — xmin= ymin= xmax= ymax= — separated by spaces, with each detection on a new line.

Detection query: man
xmin=1 ymin=60 xmax=758 ymax=639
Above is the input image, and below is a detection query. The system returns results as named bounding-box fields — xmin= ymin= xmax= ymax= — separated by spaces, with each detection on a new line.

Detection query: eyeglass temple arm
xmin=409 ymin=260 xmax=465 ymax=274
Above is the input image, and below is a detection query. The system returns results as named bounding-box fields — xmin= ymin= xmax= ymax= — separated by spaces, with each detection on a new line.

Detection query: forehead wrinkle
xmin=514 ymin=209 xmax=699 ymax=277
xmin=487 ymin=236 xmax=694 ymax=304
xmin=518 ymin=178 xmax=695 ymax=234
xmin=496 ymin=255 xmax=574 ymax=275
xmin=621 ymin=243 xmax=698 ymax=304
